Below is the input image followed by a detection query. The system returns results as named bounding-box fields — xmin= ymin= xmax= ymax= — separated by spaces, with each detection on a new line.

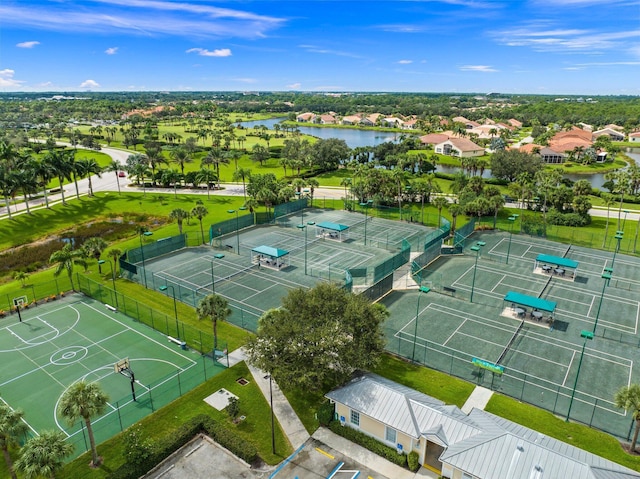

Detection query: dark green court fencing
xmin=360 ymin=273 xmax=394 ymax=302
xmin=209 ymin=213 xmax=254 ymax=243
xmin=127 ymin=234 xmax=187 ymax=264
xmin=0 ymin=275 xmax=73 ymax=313
xmin=274 ymin=198 xmax=307 ymax=219
xmin=255 ymin=211 xmax=273 ymax=224
xmin=453 ymin=217 xmax=476 ymax=248
xmin=76 ymin=275 xmax=230 ymax=356
xmin=411 ymin=242 xmax=441 ymax=284
xmin=65 ymin=353 xmax=224 ymax=460
xmin=373 ymin=239 xmax=411 ymax=283
xmin=344 ymin=269 xmax=353 ymax=292
xmin=385 ymin=326 xmax=634 ymax=442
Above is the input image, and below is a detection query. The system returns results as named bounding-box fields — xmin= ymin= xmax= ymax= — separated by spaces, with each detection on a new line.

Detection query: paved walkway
xmin=461 ymin=386 xmax=494 ymax=414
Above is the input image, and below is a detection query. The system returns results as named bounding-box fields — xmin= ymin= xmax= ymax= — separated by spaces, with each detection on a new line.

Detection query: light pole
xmin=297 ymin=221 xmax=315 ymax=275
xmin=263 ymin=374 xmax=276 ymax=455
xmin=227 ymin=207 xmax=247 ymax=255
xmin=159 ymin=284 xmax=179 ymax=340
xmin=98 ymin=259 xmax=118 ymax=307
xmin=610 ymin=231 xmax=624 ymax=270
xmin=295 ymin=191 xmax=305 ymax=226
xmin=566 ymin=329 xmax=594 ymax=422
xmin=139 ymin=230 xmax=153 ymax=288
xmin=623 ymin=210 xmax=630 ymax=230
xmin=411 ymin=285 xmax=430 ymax=362
xmin=592 ymin=272 xmax=611 ymax=336
xmin=505 ymin=214 xmax=519 ymax=265
xmin=359 ymin=199 xmax=373 ymax=246
xmin=209 ymin=259 xmax=216 ymax=294
xmin=469 ymin=243 xmax=484 ymax=303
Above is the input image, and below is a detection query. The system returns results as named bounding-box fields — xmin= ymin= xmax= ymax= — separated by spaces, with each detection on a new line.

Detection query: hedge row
xmin=328 ymin=420 xmax=407 ymax=468
xmin=108 ymin=414 xmax=258 ymax=479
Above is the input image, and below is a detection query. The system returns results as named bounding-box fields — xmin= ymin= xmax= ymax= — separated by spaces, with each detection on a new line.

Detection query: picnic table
xmin=514 ymin=307 xmax=525 ymax=317
xmin=532 ymin=311 xmax=543 ymax=321
xmin=542 ymin=265 xmax=552 ymax=273
xmin=554 ymin=268 xmax=565 ymax=276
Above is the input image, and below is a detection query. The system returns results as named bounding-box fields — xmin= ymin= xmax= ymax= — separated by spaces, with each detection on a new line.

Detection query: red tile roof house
xmin=420 ymin=133 xmax=451 ymax=146
xmin=434 ymin=138 xmax=485 ymax=158
xmin=342 ymin=114 xmax=362 ymax=125
xmin=592 ymin=128 xmax=625 ymax=142
xmin=317 ymin=114 xmax=337 ymax=124
xmin=296 ymin=112 xmax=316 ymax=122
xmin=630 ymin=132 xmax=640 ymax=143
xmin=360 ymin=113 xmax=383 ymax=126
xmin=508 ymin=118 xmax=523 ymax=128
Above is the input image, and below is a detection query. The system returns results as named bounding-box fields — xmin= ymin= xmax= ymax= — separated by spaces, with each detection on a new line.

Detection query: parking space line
xmin=315 ymin=447 xmax=335 ymax=459
xmin=269 ymin=443 xmax=306 ymax=479
xmin=327 ymin=461 xmax=344 ymax=479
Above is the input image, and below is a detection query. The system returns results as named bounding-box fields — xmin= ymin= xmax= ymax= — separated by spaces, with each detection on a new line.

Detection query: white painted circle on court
xmin=50 ymin=346 xmax=88 ymax=366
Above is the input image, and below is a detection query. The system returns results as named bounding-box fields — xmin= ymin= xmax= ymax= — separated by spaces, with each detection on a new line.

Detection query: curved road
xmin=0 ymin=145 xmax=637 ymax=223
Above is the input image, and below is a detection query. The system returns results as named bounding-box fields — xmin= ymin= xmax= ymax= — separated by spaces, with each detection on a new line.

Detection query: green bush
xmin=317 ymin=400 xmax=335 ymax=426
xmin=408 ymin=451 xmax=420 ymax=472
xmin=328 ymin=420 xmax=407 ymax=467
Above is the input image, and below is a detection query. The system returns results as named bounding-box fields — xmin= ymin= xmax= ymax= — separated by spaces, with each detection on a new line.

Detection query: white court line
xmin=586 ymin=295 xmax=596 ymax=318
xmin=0 ymin=397 xmax=39 ymax=437
xmin=442 ymin=318 xmax=468 ymax=348
xmin=491 ymin=275 xmax=507 ymax=293
xmin=562 ymin=351 xmax=577 ymax=387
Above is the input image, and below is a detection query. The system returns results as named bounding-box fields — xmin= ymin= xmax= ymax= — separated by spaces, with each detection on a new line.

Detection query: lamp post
xmin=610 ymin=231 xmax=624 ymax=270
xmin=469 ymin=242 xmax=484 ymax=303
xmin=505 ymin=214 xmax=519 ymax=265
xmin=297 ymin=221 xmax=315 ymax=275
xmin=159 ymin=284 xmax=179 ymax=340
xmin=623 ymin=210 xmax=630 ymax=230
xmin=227 ymin=207 xmax=247 ymax=255
xmin=359 ymin=199 xmax=373 ymax=246
xmin=139 ymin=230 xmax=153 ymax=288
xmin=269 ymin=375 xmax=276 ymax=454
xmin=412 ymin=285 xmax=431 ymax=362
xmin=566 ymin=329 xmax=594 ymax=422
xmin=98 ymin=259 xmax=118 ymax=307
xmin=209 ymin=259 xmax=216 ymax=294
xmin=295 ymin=191 xmax=305 ymax=226
xmin=592 ymin=272 xmax=611 ymax=336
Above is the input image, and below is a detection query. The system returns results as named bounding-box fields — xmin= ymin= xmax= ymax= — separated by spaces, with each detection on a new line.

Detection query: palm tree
xmin=170 ymin=147 xmax=192 ymax=176
xmin=0 ymin=405 xmax=28 ymax=479
xmin=340 ymin=177 xmax=352 ymax=207
xmin=107 ymin=248 xmax=123 ymax=276
xmin=12 ymin=271 xmax=28 ymax=287
xmin=33 ymin=156 xmax=57 ymax=208
xmin=232 ymin=167 xmax=252 ymax=200
xmin=433 ymin=196 xmax=449 ymax=228
xmin=104 ymin=160 xmax=123 ymax=195
xmin=615 ymin=384 xmax=640 ymax=452
xmin=191 ymin=204 xmax=209 ymax=244
xmin=45 ymin=149 xmax=73 ymax=205
xmin=197 ymin=294 xmax=231 ymax=352
xmin=169 ymin=208 xmax=190 ymax=234
xmin=76 ymin=158 xmax=103 ymax=196
xmin=82 ymin=237 xmax=108 ymax=267
xmin=15 ymin=431 xmax=73 ymax=479
xmin=448 ymin=203 xmax=463 ymax=237
xmin=49 ymin=243 xmax=86 ymax=291
xmin=195 ymin=168 xmax=218 ymax=199
xmin=144 ymin=146 xmax=167 ymax=185
xmin=58 ymin=381 xmax=108 ymax=467
xmin=306 ymin=178 xmax=319 ymax=206
xmin=0 ymin=161 xmax=17 ymax=219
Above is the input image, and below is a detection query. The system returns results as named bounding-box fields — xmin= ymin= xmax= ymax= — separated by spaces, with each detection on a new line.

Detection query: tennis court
xmin=0 ymin=294 xmax=217 ymax=457
xmin=382 ymin=230 xmax=640 ymax=440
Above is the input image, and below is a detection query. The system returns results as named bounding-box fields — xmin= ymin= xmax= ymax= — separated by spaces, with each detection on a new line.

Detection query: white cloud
xmin=16 ymin=41 xmax=40 ymax=48
xmin=287 ymin=82 xmax=301 ymax=90
xmin=397 ymin=60 xmax=413 ymax=64
xmin=186 ymin=47 xmax=232 ymax=57
xmin=105 ymin=47 xmax=118 ymax=55
xmin=234 ymin=77 xmax=257 ymax=83
xmin=80 ymin=79 xmax=100 ymax=88
xmin=459 ymin=65 xmax=497 ymax=72
xmin=0 ymin=69 xmax=24 ymax=87
xmin=298 ymin=44 xmax=362 ymax=59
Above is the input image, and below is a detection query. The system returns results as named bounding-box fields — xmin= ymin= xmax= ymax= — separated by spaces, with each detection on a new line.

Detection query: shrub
xmin=408 ymin=451 xmax=420 ymax=472
xmin=122 ymin=426 xmax=156 ymax=467
xmin=225 ymin=397 xmax=240 ymax=419
xmin=328 ymin=420 xmax=407 ymax=467
xmin=317 ymin=400 xmax=335 ymax=426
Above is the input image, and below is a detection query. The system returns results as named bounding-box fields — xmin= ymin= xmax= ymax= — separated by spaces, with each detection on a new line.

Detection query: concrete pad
xmin=204 ymin=388 xmax=238 ymax=411
xmin=461 ymin=386 xmax=493 ymax=414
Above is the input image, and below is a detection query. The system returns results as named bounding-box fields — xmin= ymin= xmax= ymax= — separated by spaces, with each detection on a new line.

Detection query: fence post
xmin=520 ymin=375 xmax=526 ymax=401
xmin=177 ymin=369 xmax=182 ymax=396
xmin=149 ymin=386 xmax=154 ymax=411
xmin=116 ymin=401 xmax=123 ymax=431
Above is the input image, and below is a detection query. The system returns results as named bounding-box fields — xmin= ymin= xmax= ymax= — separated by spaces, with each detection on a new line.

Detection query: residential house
xmin=420 ymin=133 xmax=450 ymax=146
xmin=629 ymin=132 xmax=640 ymax=143
xmin=401 ymin=119 xmax=419 ymax=130
xmin=434 ymin=138 xmax=485 ymax=158
xmin=593 ymin=128 xmax=625 ymax=142
xmin=296 ymin=112 xmax=316 ymax=122
xmin=316 ymin=114 xmax=337 ymax=124
xmin=342 ymin=115 xmax=362 ymax=125
xmin=452 ymin=116 xmax=480 ymax=129
xmin=326 ymin=373 xmax=640 ymax=479
xmin=360 ymin=113 xmax=383 ymax=127
xmin=508 ymin=118 xmax=523 ymax=129
xmin=382 ymin=117 xmax=404 ymax=128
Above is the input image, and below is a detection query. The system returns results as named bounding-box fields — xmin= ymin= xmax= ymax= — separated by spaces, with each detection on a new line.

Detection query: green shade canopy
xmin=252 ymin=245 xmax=289 ymax=258
xmin=316 ymin=221 xmax=350 ymax=232
xmin=504 ymin=291 xmax=557 ymax=313
xmin=536 ymin=254 xmax=578 ymax=269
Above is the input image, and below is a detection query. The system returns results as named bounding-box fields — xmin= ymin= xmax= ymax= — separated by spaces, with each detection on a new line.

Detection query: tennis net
xmin=497 ymin=320 xmax=525 ymax=365
xmin=195 ymin=264 xmax=259 ymax=294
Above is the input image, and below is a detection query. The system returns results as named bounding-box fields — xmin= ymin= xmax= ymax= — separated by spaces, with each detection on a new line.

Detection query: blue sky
xmin=1 ymin=0 xmax=640 ymax=94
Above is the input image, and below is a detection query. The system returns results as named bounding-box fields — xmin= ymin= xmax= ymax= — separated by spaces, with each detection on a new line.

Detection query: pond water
xmin=241 ymin=119 xmax=640 ymax=189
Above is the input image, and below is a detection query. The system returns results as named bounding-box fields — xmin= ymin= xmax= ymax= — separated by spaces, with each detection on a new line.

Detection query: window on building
xmin=350 ymin=410 xmax=359 ymax=426
xmin=385 ymin=426 xmax=397 ymax=444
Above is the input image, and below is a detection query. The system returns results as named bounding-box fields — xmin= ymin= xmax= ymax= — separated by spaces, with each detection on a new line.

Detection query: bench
xmin=105 ymin=304 xmax=117 ymax=312
xmin=443 ymin=286 xmax=456 ymax=295
xmin=168 ymin=336 xmax=187 ymax=350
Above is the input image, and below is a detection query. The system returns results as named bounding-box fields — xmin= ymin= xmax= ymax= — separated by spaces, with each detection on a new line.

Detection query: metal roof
xmin=251 ymin=245 xmax=289 ymax=258
xmin=316 ymin=221 xmax=349 ymax=232
xmin=536 ymin=254 xmax=579 ymax=269
xmin=504 ymin=291 xmax=557 ymax=312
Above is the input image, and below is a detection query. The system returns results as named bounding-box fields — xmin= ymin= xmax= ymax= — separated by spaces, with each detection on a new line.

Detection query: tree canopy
xmin=246 ymin=282 xmax=388 ymax=391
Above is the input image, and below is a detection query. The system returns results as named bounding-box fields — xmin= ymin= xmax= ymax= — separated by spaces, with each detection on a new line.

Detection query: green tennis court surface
xmin=383 ymin=230 xmax=640 ymax=440
xmin=0 ymin=294 xmax=219 ymax=458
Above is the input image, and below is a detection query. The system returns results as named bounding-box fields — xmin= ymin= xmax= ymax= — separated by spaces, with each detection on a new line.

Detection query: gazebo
xmin=251 ymin=245 xmax=290 ymax=270
xmin=503 ymin=291 xmax=557 ymax=324
xmin=534 ymin=254 xmax=579 ymax=281
xmin=315 ymin=221 xmax=350 ymax=241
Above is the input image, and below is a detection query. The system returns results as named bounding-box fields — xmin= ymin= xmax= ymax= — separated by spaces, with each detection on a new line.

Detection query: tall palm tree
xmin=58 ymin=381 xmax=108 ymax=467
xmin=306 ymin=178 xmax=319 ymax=207
xmin=232 ymin=167 xmax=251 ymax=200
xmin=191 ymin=204 xmax=209 ymax=244
xmin=195 ymin=168 xmax=218 ymax=199
xmin=197 ymin=294 xmax=231 ymax=352
xmin=0 ymin=405 xmax=28 ymax=479
xmin=76 ymin=158 xmax=103 ymax=196
xmin=0 ymin=162 xmax=17 ymax=219
xmin=170 ymin=147 xmax=192 ymax=177
xmin=33 ymin=156 xmax=57 ymax=208
xmin=45 ymin=149 xmax=73 ymax=205
xmin=169 ymin=208 xmax=190 ymax=234
xmin=82 ymin=237 xmax=108 ymax=267
xmin=340 ymin=177 xmax=352 ymax=207
xmin=144 ymin=146 xmax=167 ymax=186
xmin=432 ymin=196 xmax=449 ymax=228
xmin=15 ymin=431 xmax=73 ymax=479
xmin=11 ymin=164 xmax=37 ymax=215
xmin=105 ymin=160 xmax=123 ymax=195
xmin=107 ymin=248 xmax=123 ymax=276
xmin=49 ymin=243 xmax=86 ymax=291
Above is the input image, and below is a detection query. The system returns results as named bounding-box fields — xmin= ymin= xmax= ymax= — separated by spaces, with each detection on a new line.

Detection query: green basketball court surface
xmin=0 ymin=294 xmax=221 ymax=457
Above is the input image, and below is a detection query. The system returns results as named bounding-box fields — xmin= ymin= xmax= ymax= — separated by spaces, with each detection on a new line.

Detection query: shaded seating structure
xmin=314 ymin=221 xmax=350 ymax=241
xmin=534 ymin=254 xmax=578 ymax=281
xmin=251 ymin=245 xmax=290 ymax=270
xmin=503 ymin=291 xmax=557 ymax=325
